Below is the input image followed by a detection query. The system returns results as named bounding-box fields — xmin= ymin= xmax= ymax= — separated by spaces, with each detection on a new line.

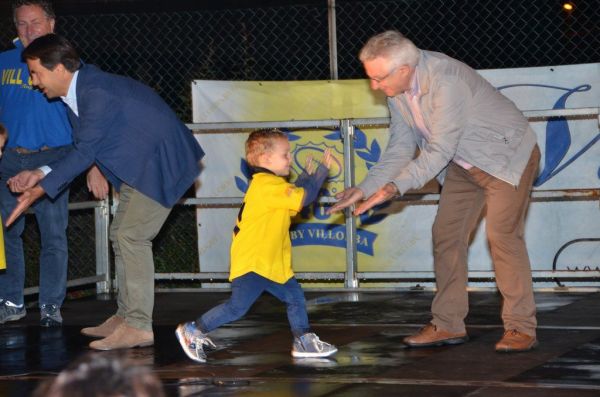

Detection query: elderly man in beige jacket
xmin=329 ymin=31 xmax=540 ymax=352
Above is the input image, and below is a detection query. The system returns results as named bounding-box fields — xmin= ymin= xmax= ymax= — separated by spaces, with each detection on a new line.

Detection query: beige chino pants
xmin=111 ymin=184 xmax=172 ymax=331
xmin=431 ymin=146 xmax=540 ymax=336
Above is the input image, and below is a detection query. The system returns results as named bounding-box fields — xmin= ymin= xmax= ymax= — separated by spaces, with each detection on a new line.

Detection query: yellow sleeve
xmin=0 ymin=216 xmax=5 ymax=270
xmin=261 ymin=179 xmax=304 ymax=212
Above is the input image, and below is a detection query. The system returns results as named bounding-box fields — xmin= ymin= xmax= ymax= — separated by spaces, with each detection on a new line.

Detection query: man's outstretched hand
xmin=5 ymin=185 xmax=45 ymax=227
xmin=326 ymin=187 xmax=365 ymax=214
xmin=7 ymin=169 xmax=44 ymax=193
xmin=353 ymin=183 xmax=398 ymax=215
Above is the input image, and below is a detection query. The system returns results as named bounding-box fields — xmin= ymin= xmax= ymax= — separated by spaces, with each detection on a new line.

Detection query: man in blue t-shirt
xmin=0 ymin=0 xmax=107 ymax=327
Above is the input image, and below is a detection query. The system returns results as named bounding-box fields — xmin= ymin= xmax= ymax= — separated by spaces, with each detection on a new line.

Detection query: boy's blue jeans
xmin=197 ymin=272 xmax=310 ymax=338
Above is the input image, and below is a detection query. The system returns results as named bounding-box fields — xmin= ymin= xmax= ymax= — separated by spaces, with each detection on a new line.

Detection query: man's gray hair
xmin=12 ymin=0 xmax=56 ymax=23
xmin=359 ymin=31 xmax=420 ymax=68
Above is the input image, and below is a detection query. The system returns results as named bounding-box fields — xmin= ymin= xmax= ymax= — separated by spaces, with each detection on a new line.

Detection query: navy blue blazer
xmin=41 ymin=64 xmax=204 ymax=208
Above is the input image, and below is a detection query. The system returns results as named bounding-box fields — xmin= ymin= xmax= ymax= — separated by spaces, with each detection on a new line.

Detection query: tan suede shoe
xmin=403 ymin=323 xmax=468 ymax=347
xmin=89 ymin=323 xmax=154 ymax=351
xmin=81 ymin=315 xmax=125 ymax=338
xmin=495 ymin=329 xmax=538 ymax=352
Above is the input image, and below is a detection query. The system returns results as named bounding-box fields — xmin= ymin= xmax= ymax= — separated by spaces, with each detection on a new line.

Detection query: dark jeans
xmin=0 ymin=146 xmax=72 ymax=307
xmin=198 ymin=272 xmax=311 ymax=338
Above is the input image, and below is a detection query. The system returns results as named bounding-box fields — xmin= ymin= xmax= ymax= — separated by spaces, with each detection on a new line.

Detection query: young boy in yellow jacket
xmin=176 ymin=129 xmax=337 ymax=362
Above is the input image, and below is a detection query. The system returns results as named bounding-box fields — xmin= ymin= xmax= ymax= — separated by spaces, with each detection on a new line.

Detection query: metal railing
xmin=22 ymin=198 xmax=111 ymax=295
xmin=160 ymin=107 xmax=600 ymax=289
xmin=19 ymin=106 xmax=600 ymax=295
xmin=5 ymin=0 xmax=596 ymax=296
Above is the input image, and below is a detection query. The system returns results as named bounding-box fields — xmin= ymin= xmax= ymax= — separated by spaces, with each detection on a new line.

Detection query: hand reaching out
xmin=5 ymin=185 xmax=45 ymax=227
xmin=305 ymin=148 xmax=333 ymax=175
xmin=353 ymin=183 xmax=398 ymax=215
xmin=327 ymin=183 xmax=398 ymax=215
xmin=326 ymin=187 xmax=364 ymax=214
xmin=7 ymin=169 xmax=45 ymax=193
xmin=304 ymin=155 xmax=315 ymax=175
xmin=320 ymin=148 xmax=332 ymax=169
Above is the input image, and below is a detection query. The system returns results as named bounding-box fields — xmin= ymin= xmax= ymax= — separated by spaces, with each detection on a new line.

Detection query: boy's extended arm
xmin=295 ymin=163 xmax=329 ymax=207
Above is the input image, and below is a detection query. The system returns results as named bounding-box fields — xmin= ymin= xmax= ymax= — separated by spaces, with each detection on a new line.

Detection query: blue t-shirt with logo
xmin=0 ymin=39 xmax=72 ymax=150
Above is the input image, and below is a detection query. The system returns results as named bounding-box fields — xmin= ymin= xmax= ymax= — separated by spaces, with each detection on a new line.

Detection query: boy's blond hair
xmin=245 ymin=129 xmax=288 ymax=167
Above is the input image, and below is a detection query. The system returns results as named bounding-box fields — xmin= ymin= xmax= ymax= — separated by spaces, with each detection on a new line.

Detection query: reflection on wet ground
xmin=1 ymin=290 xmax=599 ymax=396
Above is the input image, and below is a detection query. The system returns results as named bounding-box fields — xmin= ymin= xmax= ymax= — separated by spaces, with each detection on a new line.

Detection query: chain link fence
xmin=1 ymin=0 xmax=597 ymax=292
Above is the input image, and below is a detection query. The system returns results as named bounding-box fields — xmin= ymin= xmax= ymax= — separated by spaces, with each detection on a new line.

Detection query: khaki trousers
xmin=431 ymin=146 xmax=540 ymax=336
xmin=111 ymin=185 xmax=172 ymax=331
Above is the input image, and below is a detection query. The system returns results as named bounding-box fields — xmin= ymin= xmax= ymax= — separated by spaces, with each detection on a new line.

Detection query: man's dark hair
xmin=12 ymin=0 xmax=56 ymax=22
xmin=22 ymin=34 xmax=81 ymax=72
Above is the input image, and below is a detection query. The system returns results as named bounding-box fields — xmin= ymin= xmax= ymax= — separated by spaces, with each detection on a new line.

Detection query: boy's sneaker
xmin=175 ymin=322 xmax=216 ymax=363
xmin=40 ymin=304 xmax=62 ymax=327
xmin=0 ymin=300 xmax=26 ymax=324
xmin=292 ymin=332 xmax=337 ymax=358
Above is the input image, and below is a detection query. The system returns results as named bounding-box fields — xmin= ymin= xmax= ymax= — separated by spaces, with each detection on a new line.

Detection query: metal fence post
xmin=327 ymin=0 xmax=338 ymax=80
xmin=94 ymin=197 xmax=111 ymax=294
xmin=340 ymin=119 xmax=359 ymax=288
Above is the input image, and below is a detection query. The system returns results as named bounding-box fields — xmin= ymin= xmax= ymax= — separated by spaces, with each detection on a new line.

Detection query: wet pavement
xmin=1 ymin=290 xmax=600 ymax=396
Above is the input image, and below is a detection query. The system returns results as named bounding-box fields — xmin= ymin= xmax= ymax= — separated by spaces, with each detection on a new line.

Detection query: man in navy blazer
xmin=7 ymin=34 xmax=205 ymax=350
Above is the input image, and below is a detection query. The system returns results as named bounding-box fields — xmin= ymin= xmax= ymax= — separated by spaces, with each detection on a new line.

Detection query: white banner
xmin=192 ymin=63 xmax=599 ymax=281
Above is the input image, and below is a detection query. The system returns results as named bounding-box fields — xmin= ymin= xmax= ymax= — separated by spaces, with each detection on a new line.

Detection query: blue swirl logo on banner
xmin=497 ymin=83 xmax=599 ymax=186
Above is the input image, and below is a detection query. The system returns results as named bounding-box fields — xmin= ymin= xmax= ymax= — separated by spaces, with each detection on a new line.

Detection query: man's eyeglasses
xmin=369 ymin=65 xmax=399 ymax=83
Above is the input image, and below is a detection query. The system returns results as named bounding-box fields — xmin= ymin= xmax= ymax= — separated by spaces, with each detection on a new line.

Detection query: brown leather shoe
xmin=81 ymin=315 xmax=125 ymax=338
xmin=403 ymin=323 xmax=468 ymax=347
xmin=495 ymin=329 xmax=538 ymax=352
xmin=89 ymin=323 xmax=154 ymax=350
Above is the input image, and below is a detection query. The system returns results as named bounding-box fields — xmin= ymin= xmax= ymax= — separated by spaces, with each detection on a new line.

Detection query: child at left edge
xmin=176 ymin=129 xmax=337 ymax=363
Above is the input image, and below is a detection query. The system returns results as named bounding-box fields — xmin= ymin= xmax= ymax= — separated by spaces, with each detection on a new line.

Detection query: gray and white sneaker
xmin=292 ymin=332 xmax=337 ymax=358
xmin=175 ymin=322 xmax=216 ymax=363
xmin=0 ymin=300 xmax=26 ymax=324
xmin=40 ymin=304 xmax=62 ymax=327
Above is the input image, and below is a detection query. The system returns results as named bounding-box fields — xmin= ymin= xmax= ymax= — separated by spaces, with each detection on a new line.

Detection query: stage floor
xmin=1 ymin=289 xmax=600 ymax=396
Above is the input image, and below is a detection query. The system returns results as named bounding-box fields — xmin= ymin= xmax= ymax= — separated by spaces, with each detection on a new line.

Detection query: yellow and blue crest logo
xmin=235 ymin=127 xmax=391 ymax=256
